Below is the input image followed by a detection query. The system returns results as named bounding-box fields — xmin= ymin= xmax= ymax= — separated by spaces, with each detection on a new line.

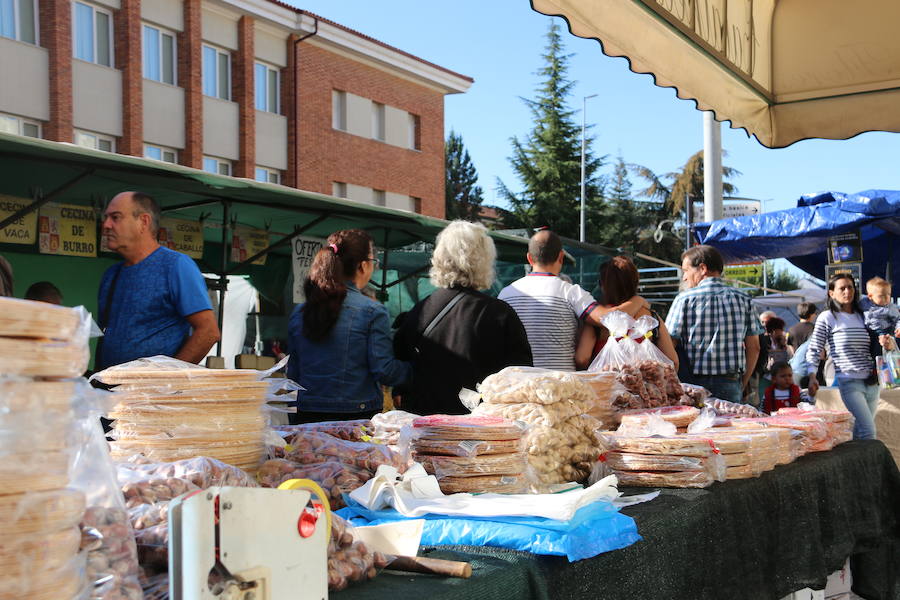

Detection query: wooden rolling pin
xmin=386 ymin=555 xmax=472 ymax=579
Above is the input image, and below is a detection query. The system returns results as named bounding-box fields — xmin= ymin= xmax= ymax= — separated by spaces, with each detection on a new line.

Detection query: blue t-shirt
xmin=97 ymin=246 xmax=212 ymax=369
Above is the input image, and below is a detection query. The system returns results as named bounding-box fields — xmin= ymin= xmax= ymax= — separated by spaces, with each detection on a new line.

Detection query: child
xmin=764 ymin=317 xmax=794 ymax=372
xmin=763 ymin=361 xmax=813 ymax=414
xmin=860 ymin=277 xmax=900 ymax=337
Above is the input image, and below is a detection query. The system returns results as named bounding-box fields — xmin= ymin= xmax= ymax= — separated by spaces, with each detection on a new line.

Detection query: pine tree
xmin=608 ymin=154 xmax=632 ymax=203
xmin=498 ymin=20 xmax=604 ymax=239
xmin=444 ymin=130 xmax=484 ymax=221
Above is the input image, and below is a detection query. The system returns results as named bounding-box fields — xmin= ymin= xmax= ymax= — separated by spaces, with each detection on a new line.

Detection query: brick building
xmin=0 ymin=0 xmax=472 ymax=218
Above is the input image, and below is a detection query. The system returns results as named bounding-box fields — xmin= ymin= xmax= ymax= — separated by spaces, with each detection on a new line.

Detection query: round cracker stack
xmin=101 ymin=364 xmax=271 ymax=473
xmin=0 ymin=299 xmax=91 ymax=600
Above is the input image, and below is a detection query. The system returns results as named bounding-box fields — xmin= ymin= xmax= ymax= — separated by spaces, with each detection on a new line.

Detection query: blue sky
xmin=289 ymin=0 xmax=900 ymax=216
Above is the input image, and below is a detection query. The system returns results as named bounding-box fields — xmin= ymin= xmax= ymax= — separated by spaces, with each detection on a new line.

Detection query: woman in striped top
xmin=806 ymin=274 xmax=884 ymax=439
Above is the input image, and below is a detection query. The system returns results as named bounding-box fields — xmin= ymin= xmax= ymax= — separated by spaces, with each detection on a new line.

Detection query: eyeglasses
xmin=366 ymin=257 xmax=381 ymax=268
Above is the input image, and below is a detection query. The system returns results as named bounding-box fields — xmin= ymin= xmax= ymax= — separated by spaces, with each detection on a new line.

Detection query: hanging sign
xmin=38 ymin=203 xmax=97 ymax=257
xmin=0 ymin=194 xmax=37 ymax=245
xmin=827 ymin=231 xmax=863 ymax=264
xmin=231 ymin=226 xmax=269 ymax=265
xmin=292 ymin=235 xmax=325 ymax=302
xmin=826 ymin=263 xmax=862 ymax=291
xmin=158 ymin=218 xmax=204 ymax=258
xmin=725 ymin=262 xmax=763 ymax=281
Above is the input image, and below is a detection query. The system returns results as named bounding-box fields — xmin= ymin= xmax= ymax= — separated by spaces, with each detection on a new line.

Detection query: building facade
xmin=0 ymin=0 xmax=472 ymax=218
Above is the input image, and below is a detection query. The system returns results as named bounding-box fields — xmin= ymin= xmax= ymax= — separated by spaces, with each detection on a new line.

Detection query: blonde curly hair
xmin=429 ymin=220 xmax=496 ymax=290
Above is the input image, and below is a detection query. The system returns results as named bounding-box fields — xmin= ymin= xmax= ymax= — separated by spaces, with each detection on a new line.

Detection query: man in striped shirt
xmin=665 ymin=245 xmax=763 ymax=403
xmin=498 ymin=230 xmax=644 ymax=371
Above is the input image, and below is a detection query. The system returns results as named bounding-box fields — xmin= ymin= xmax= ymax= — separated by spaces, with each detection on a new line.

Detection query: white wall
xmin=202 ymin=96 xmax=239 ymax=159
xmin=0 ymin=39 xmax=48 ymax=121
xmin=142 ymin=0 xmax=183 ymax=31
xmin=386 ymin=192 xmax=415 ymax=212
xmin=384 ymin=105 xmax=408 ymax=148
xmin=345 ymin=92 xmax=371 ymax=139
xmin=201 ymin=5 xmax=238 ymax=50
xmin=255 ymin=110 xmax=287 ymax=170
xmin=143 ymin=80 xmax=185 ymax=148
xmin=254 ymin=28 xmax=287 ymax=67
xmin=73 ymin=60 xmax=122 ymax=136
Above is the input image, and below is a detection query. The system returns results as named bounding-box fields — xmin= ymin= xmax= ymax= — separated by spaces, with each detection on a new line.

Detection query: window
xmin=0 ymin=113 xmax=40 ymax=137
xmin=332 ymin=90 xmax=346 ymax=131
xmin=143 ymin=24 xmax=176 ymax=85
xmin=408 ymin=113 xmax=421 ymax=150
xmin=202 ymin=44 xmax=231 ymax=100
xmin=332 ymin=182 xmax=347 ymax=198
xmin=0 ymin=0 xmax=36 ymax=44
xmin=372 ymin=189 xmax=385 ymax=207
xmin=372 ymin=102 xmax=385 ymax=141
xmin=254 ymin=167 xmax=280 ymax=185
xmin=254 ymin=62 xmax=279 ymax=113
xmin=144 ymin=144 xmax=177 ymax=164
xmin=203 ymin=156 xmax=232 ymax=176
xmin=73 ymin=2 xmax=112 ymax=67
xmin=75 ymin=130 xmax=114 ymax=152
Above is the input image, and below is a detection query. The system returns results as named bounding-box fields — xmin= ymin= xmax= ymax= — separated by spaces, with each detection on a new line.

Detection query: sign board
xmin=827 ymin=231 xmax=863 ymax=264
xmin=38 ymin=203 xmax=97 ymax=257
xmin=158 ymin=218 xmax=204 ymax=259
xmin=0 ymin=194 xmax=37 ymax=245
xmin=692 ymin=199 xmax=761 ymax=222
xmin=825 ymin=263 xmax=862 ymax=291
xmin=725 ymin=262 xmax=763 ymax=280
xmin=292 ymin=235 xmax=325 ymax=302
xmin=231 ymin=226 xmax=269 ymax=265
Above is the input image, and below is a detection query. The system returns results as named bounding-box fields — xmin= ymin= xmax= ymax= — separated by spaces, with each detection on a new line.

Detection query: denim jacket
xmin=287 ymin=283 xmax=411 ymax=413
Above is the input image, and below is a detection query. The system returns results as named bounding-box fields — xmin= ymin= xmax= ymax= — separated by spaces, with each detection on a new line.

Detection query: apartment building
xmin=0 ymin=0 xmax=472 ymax=218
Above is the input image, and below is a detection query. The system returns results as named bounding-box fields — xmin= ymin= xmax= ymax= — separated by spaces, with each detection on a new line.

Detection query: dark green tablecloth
xmin=335 ymin=440 xmax=900 ymax=600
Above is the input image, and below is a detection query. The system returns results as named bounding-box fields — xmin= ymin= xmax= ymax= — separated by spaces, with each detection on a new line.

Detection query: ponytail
xmin=302 ymin=229 xmax=373 ymax=341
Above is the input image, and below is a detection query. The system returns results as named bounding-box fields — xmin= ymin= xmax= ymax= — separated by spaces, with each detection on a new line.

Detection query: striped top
xmin=665 ymin=277 xmax=763 ymax=376
xmin=498 ymin=273 xmax=597 ymax=371
xmin=805 ymin=310 xmax=873 ymax=379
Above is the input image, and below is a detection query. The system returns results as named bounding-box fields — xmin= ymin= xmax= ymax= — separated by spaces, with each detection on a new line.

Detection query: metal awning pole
xmin=0 ymin=170 xmax=94 ymax=231
xmin=223 ymin=214 xmax=330 ymax=275
xmin=379 ymin=229 xmax=391 ymax=301
xmin=216 ymin=200 xmax=230 ymax=357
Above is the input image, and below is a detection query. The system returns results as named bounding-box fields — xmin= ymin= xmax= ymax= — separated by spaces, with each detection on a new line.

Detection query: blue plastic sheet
xmin=694 ymin=189 xmax=900 ymax=284
xmin=336 ymin=497 xmax=641 ymax=562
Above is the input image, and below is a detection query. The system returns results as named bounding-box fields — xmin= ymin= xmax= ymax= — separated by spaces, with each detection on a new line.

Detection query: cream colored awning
xmin=531 ymin=0 xmax=900 ymax=148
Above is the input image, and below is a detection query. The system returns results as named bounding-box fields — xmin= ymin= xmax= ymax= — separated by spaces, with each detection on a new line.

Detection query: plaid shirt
xmin=665 ymin=277 xmax=763 ymax=376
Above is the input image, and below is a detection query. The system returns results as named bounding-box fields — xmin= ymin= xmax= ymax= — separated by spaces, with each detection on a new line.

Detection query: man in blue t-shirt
xmin=97 ymin=191 xmax=220 ymax=370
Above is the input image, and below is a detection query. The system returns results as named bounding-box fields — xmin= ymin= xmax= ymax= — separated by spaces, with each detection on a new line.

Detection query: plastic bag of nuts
xmin=283 ymin=431 xmax=408 ymax=476
xmin=328 ymin=513 xmax=391 ymax=591
xmin=257 ymin=459 xmax=370 ymax=509
xmin=72 ymin=418 xmax=143 ymax=600
xmin=275 ymin=419 xmax=373 ymax=442
xmin=116 ymin=455 xmax=258 ymax=489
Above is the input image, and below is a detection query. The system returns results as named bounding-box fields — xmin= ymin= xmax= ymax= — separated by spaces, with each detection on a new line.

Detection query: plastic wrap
xmin=473 ymin=396 xmax=592 ymax=427
xmin=0 ymin=297 xmax=88 ymax=340
xmin=284 ymin=431 xmax=408 ymax=475
xmin=410 ymin=438 xmax=523 ymax=457
xmin=0 ymin=554 xmax=87 ymax=600
xmin=597 ymin=431 xmax=718 ymax=457
xmin=726 ymin=464 xmax=756 ymax=479
xmin=0 ymin=488 xmax=86 ymax=535
xmin=257 ymin=459 xmax=369 ymax=509
xmin=568 ymin=371 xmax=619 ymax=425
xmin=370 ymin=410 xmax=420 ymax=446
xmin=92 ymin=354 xmax=289 ymax=385
xmin=680 ymin=383 xmax=711 ymax=406
xmin=477 ymin=367 xmax=596 ymax=406
xmin=702 ymin=398 xmax=766 ymax=417
xmin=141 ymin=574 xmax=169 ymax=600
xmin=602 ymin=452 xmax=709 ymax=472
xmin=275 ymin=420 xmax=373 ymax=442
xmin=328 ymin=513 xmax=391 ymax=591
xmin=117 ymin=456 xmax=258 ymax=489
xmin=410 ymin=414 xmax=526 ymax=440
xmin=417 ymin=453 xmax=529 ymax=479
xmin=437 ymin=474 xmax=529 ymax=494
xmin=0 ymin=304 xmax=94 ymax=378
xmin=620 ymin=406 xmax=700 ymax=429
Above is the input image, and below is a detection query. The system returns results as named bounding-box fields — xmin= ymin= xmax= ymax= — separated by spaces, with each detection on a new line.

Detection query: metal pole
xmin=216 ymin=201 xmax=230 ymax=357
xmin=685 ymin=192 xmax=691 ymax=251
xmin=761 ymin=199 xmax=768 ymax=290
xmin=703 ymin=111 xmax=723 ymax=222
xmin=580 ymin=94 xmax=597 ymax=243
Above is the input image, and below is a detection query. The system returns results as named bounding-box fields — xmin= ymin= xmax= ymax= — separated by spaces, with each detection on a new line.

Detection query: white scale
xmin=168 ymin=481 xmax=331 ymax=600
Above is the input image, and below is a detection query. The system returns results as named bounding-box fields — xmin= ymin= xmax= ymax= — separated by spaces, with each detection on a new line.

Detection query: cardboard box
xmin=205 ymin=356 xmax=225 ymax=369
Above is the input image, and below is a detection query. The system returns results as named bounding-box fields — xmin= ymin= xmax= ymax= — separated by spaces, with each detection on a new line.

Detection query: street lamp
xmin=580 ymin=94 xmax=598 ymax=243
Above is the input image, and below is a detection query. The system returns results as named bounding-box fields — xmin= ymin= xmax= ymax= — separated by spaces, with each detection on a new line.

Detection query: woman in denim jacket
xmin=287 ymin=229 xmax=411 ymax=423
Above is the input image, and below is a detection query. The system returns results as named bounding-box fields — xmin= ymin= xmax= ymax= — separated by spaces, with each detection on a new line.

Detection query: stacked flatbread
xmin=475 ymin=367 xmax=602 ymax=487
xmin=98 ymin=358 xmax=271 ymax=473
xmin=409 ymin=414 xmax=528 ymax=494
xmin=597 ymin=432 xmax=727 ymax=488
xmin=0 ymin=299 xmax=90 ymax=599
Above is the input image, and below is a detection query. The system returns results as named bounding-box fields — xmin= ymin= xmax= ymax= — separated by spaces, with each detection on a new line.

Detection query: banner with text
xmin=292 ymin=235 xmax=325 ymax=302
xmin=0 ymin=195 xmax=37 ymax=245
xmin=231 ymin=226 xmax=270 ymax=266
xmin=159 ymin=218 xmax=204 ymax=259
xmin=38 ymin=203 xmax=97 ymax=257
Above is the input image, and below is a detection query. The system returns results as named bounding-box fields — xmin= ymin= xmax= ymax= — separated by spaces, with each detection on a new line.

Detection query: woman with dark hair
xmin=806 ymin=274 xmax=891 ymax=439
xmin=576 ymin=256 xmax=678 ymax=369
xmin=286 ymin=229 xmax=410 ymax=423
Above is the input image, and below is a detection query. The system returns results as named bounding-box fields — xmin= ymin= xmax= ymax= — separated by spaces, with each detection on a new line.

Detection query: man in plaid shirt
xmin=665 ymin=245 xmax=763 ymax=403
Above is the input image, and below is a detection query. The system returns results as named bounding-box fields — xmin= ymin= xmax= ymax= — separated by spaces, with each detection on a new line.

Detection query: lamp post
xmin=580 ymin=94 xmax=598 ymax=243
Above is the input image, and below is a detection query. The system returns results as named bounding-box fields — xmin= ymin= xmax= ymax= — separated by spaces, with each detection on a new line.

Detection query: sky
xmin=287 ymin=0 xmax=900 ymax=216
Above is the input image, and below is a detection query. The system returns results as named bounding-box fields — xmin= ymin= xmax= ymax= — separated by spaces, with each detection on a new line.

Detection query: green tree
xmin=444 ymin=130 xmax=485 ymax=221
xmin=631 ymin=150 xmax=741 ymax=216
xmin=498 ymin=20 xmax=605 ymax=238
xmin=735 ymin=263 xmax=801 ymax=297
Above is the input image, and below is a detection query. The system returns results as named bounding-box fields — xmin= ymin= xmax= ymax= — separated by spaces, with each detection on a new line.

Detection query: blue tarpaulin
xmin=694 ymin=190 xmax=900 ymax=284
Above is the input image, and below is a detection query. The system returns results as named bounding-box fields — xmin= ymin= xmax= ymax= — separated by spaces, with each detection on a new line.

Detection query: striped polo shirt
xmin=806 ymin=310 xmax=873 ymax=379
xmin=498 ymin=273 xmax=597 ymax=371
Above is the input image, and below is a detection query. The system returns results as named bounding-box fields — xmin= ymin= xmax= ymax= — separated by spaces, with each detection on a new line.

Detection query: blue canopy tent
xmin=694 ymin=190 xmax=900 ymax=285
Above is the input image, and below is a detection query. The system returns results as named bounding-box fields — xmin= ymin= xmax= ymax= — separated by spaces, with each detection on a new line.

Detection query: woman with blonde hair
xmin=394 ymin=221 xmax=532 ymax=415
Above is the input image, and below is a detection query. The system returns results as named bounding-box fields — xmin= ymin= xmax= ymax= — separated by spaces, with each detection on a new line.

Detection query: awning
xmin=531 ymin=0 xmax=900 ymax=148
